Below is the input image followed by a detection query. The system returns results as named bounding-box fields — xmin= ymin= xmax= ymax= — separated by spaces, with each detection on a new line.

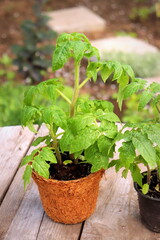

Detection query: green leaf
xmin=42 ymin=106 xmax=67 ymax=129
xmin=21 ymin=106 xmax=41 ymax=126
xmin=130 ymin=164 xmax=143 ymax=187
xmin=122 ymin=169 xmax=129 ymax=179
xmin=97 ymin=135 xmax=113 ymax=155
xmin=23 ymin=165 xmax=32 ymax=190
xmin=85 ymin=143 xmax=109 ymax=172
xmin=86 ymin=62 xmax=100 ymax=82
xmin=20 ymin=155 xmax=32 ymax=167
xmin=100 ymin=62 xmax=114 ymax=82
xmin=70 ymin=127 xmax=100 ymax=153
xmin=31 ymin=136 xmax=49 ymax=146
xmin=52 ymin=41 xmax=70 ymax=71
xmin=24 ymin=86 xmax=37 ymax=105
xmin=123 ymin=78 xmax=147 ymax=99
xmin=68 ymin=114 xmax=95 ymax=134
xmin=142 ymin=183 xmax=149 ymax=194
xmin=100 ymin=121 xmax=118 ymax=139
xmin=132 ymin=132 xmax=157 ymax=168
xmin=138 ymin=90 xmax=153 ymax=110
xmin=117 ymin=72 xmax=129 ymax=110
xmin=119 ymin=142 xmax=136 ymax=169
xmin=93 ymin=100 xmax=114 ymax=112
xmin=60 ymin=129 xmax=74 ymax=152
xmin=123 ymin=64 xmax=135 ymax=79
xmin=143 ymin=124 xmax=160 ymax=147
xmin=32 ymin=156 xmax=50 ymax=179
xmin=112 ymin=61 xmax=123 ymax=80
xmin=149 ymin=82 xmax=160 ymax=94
xmin=39 ymin=147 xmax=57 ymax=163
xmin=96 ymin=110 xmax=120 ymax=122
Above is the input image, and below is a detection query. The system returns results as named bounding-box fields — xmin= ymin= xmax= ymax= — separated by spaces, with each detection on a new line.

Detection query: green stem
xmin=79 ymin=77 xmax=90 ymax=89
xmin=50 ymin=127 xmax=62 ymax=165
xmin=56 ymin=89 xmax=71 ymax=104
xmin=156 ymin=104 xmax=160 ymax=115
xmin=146 ymin=164 xmax=151 ymax=185
xmin=70 ymin=61 xmax=80 ymax=117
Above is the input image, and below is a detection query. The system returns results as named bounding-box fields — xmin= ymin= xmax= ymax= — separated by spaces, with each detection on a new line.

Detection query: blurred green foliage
xmin=12 ymin=0 xmax=57 ymax=84
xmin=105 ymin=51 xmax=160 ymax=78
xmin=0 ymin=54 xmax=16 ymax=81
xmin=122 ymin=94 xmax=159 ymax=123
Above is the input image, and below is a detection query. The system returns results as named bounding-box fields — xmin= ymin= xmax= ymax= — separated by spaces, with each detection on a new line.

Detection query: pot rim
xmin=134 ymin=181 xmax=160 ymax=202
xmin=32 ymin=168 xmax=105 ymax=184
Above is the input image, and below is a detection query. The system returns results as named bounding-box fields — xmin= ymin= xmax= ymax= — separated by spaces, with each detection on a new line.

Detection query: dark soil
xmin=140 ymin=170 xmax=160 ymax=199
xmin=49 ymin=163 xmax=92 ymax=181
xmin=0 ymin=0 xmax=160 ymax=56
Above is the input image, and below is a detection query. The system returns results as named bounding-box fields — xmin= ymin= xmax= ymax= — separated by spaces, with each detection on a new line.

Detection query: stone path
xmin=46 ymin=6 xmax=106 ymax=34
xmin=91 ymin=36 xmax=159 ymax=58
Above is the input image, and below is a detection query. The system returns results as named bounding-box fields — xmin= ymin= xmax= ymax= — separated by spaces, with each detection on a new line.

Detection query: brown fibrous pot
xmin=32 ymin=169 xmax=104 ymax=224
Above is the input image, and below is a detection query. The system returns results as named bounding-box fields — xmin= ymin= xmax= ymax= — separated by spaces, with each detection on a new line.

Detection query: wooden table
xmin=0 ymin=125 xmax=160 ymax=240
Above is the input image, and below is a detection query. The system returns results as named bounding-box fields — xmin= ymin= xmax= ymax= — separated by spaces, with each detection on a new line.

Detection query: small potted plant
xmin=110 ymin=80 xmax=160 ymax=232
xmin=20 ymin=32 xmax=135 ymax=224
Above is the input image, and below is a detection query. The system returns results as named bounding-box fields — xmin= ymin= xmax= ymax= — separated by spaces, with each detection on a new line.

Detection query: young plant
xmin=110 ymin=80 xmax=160 ymax=195
xmin=12 ymin=0 xmax=57 ymax=83
xmin=21 ymin=32 xmax=136 ymax=188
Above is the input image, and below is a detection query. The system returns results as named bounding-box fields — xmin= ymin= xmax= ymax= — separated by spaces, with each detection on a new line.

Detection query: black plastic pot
xmin=134 ymin=181 xmax=160 ymax=232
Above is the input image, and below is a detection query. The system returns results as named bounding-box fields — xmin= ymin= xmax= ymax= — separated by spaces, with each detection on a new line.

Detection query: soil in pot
xmin=134 ymin=170 xmax=160 ymax=232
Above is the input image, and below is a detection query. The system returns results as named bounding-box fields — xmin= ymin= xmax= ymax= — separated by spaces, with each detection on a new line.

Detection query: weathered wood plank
xmin=0 ymin=125 xmax=48 ymax=240
xmin=36 ymin=213 xmax=82 ymax=240
xmin=80 ymin=169 xmax=160 ymax=240
xmin=0 ymin=126 xmax=38 ymax=204
xmin=4 ymin=184 xmax=44 ymax=240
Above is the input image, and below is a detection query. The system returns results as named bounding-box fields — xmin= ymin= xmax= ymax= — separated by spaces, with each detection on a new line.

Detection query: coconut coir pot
xmin=32 ymin=169 xmax=104 ymax=224
xmin=134 ymin=182 xmax=160 ymax=232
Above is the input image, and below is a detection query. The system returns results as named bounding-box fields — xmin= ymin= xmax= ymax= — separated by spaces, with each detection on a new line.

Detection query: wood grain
xmin=0 ymin=126 xmax=38 ymax=204
xmin=0 ymin=125 xmax=47 ymax=240
xmin=80 ymin=169 xmax=160 ymax=240
xmin=37 ymin=214 xmax=82 ymax=240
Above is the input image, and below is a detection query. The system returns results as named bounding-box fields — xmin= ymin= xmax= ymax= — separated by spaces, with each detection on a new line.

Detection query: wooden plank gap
xmin=78 ymin=221 xmax=85 ymax=240
xmin=36 ymin=212 xmax=45 ymax=240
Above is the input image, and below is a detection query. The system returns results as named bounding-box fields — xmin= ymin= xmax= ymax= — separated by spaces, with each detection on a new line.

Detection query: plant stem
xmin=56 ymin=89 xmax=71 ymax=104
xmin=156 ymin=104 xmax=160 ymax=115
xmin=79 ymin=77 xmax=90 ymax=89
xmin=70 ymin=61 xmax=80 ymax=117
xmin=146 ymin=164 xmax=151 ymax=185
xmin=50 ymin=127 xmax=62 ymax=165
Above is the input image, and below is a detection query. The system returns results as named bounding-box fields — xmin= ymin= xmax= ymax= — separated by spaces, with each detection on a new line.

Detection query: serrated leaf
xmin=142 ymin=183 xmax=149 ymax=194
xmin=39 ymin=147 xmax=57 ymax=163
xmin=42 ymin=106 xmax=67 ymax=129
xmin=70 ymin=127 xmax=100 ymax=153
xmin=86 ymin=62 xmax=100 ymax=82
xmin=93 ymin=100 xmax=114 ymax=112
xmin=32 ymin=156 xmax=50 ymax=179
xmin=122 ymin=169 xmax=129 ymax=179
xmin=123 ymin=64 xmax=135 ymax=79
xmin=112 ymin=61 xmax=123 ymax=80
xmin=68 ymin=114 xmax=95 ymax=134
xmin=132 ymin=132 xmax=157 ymax=168
xmin=60 ymin=129 xmax=74 ymax=152
xmin=123 ymin=78 xmax=147 ymax=99
xmin=52 ymin=41 xmax=70 ymax=71
xmin=143 ymin=124 xmax=160 ymax=147
xmin=32 ymin=136 xmax=49 ymax=146
xmin=119 ymin=141 xmax=136 ymax=169
xmin=20 ymin=155 xmax=32 ymax=167
xmin=149 ymin=82 xmax=160 ymax=94
xmin=97 ymin=135 xmax=113 ymax=155
xmin=138 ymin=90 xmax=153 ymax=110
xmin=85 ymin=143 xmax=108 ymax=172
xmin=23 ymin=165 xmax=32 ymax=189
xmin=100 ymin=63 xmax=114 ymax=82
xmin=24 ymin=86 xmax=37 ymax=105
xmin=21 ymin=106 xmax=41 ymax=126
xmin=96 ymin=111 xmax=120 ymax=122
xmin=130 ymin=164 xmax=142 ymax=187
xmin=100 ymin=120 xmax=118 ymax=139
